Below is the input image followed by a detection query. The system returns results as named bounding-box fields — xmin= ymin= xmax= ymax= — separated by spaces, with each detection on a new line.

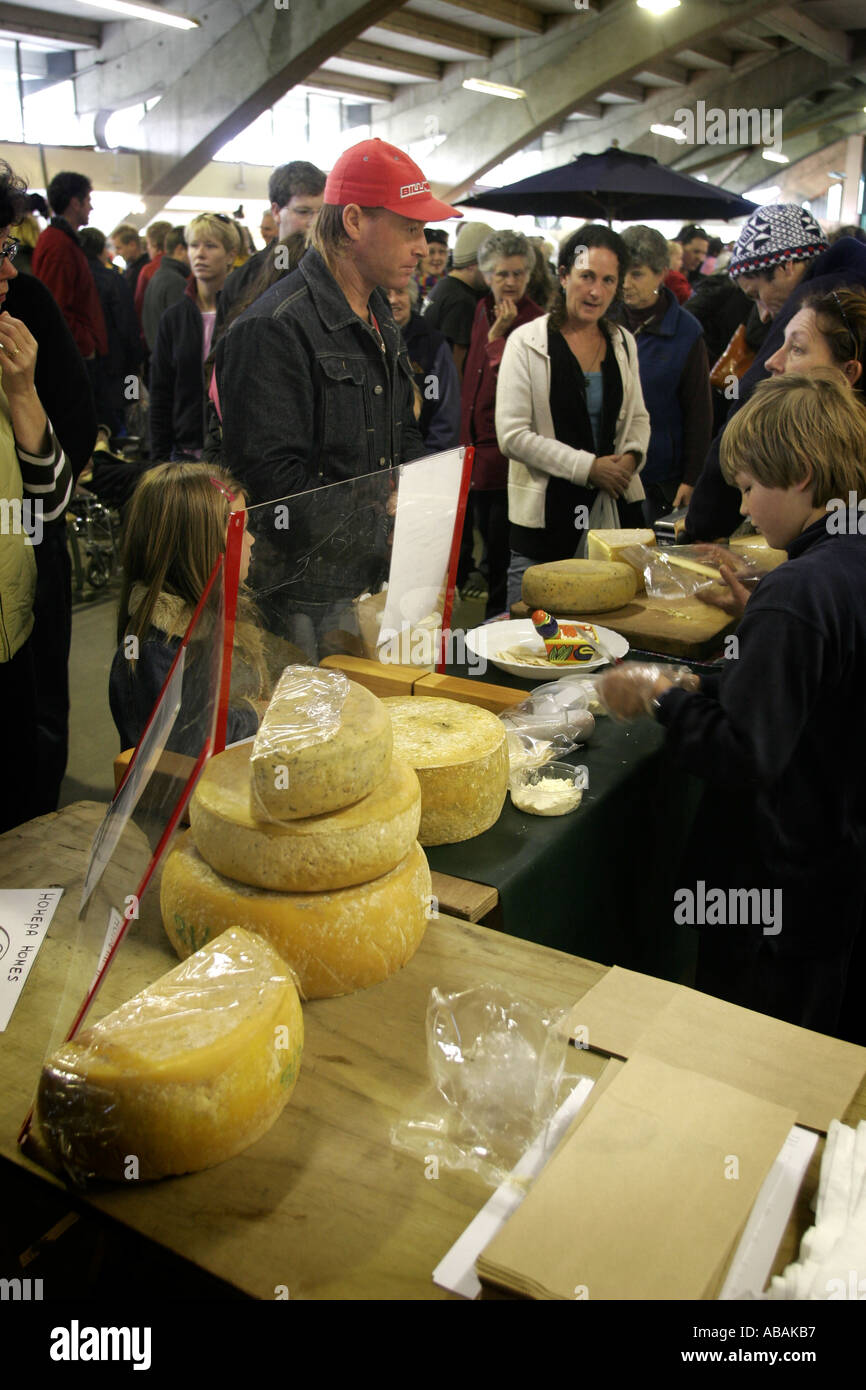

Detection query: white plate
xmin=465 ymin=619 xmax=629 ymax=681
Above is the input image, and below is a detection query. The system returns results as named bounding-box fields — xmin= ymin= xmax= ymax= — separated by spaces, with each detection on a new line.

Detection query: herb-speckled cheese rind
xmin=160 ymin=833 xmax=431 ymax=999
xmin=192 ymin=745 xmax=421 ymax=891
xmin=383 ymin=697 xmax=508 ymax=845
xmin=35 ymin=927 xmax=303 ymax=1182
xmin=522 ymin=559 xmax=637 ymax=614
xmin=251 ymin=675 xmax=392 ymax=820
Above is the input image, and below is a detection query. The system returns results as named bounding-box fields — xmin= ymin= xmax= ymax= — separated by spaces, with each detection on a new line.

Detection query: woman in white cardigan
xmin=496 ymin=225 xmax=651 ymax=607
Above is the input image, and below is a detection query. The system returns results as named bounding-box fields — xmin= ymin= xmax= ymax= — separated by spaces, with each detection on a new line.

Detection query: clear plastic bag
xmin=500 ymin=679 xmax=595 ymax=771
xmin=249 ymin=664 xmax=350 ymax=820
xmin=620 ymin=544 xmax=762 ymax=601
xmin=391 ymin=985 xmax=574 ymax=1187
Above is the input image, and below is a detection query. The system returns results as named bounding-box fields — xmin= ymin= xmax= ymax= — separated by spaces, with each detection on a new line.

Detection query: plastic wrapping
xmin=501 ymin=679 xmax=595 ymax=771
xmin=249 ymin=664 xmax=392 ymax=822
xmin=596 ymin=662 xmax=700 ymax=722
xmin=32 ymin=927 xmax=303 ymax=1187
xmin=391 ymin=985 xmax=575 ymax=1187
xmin=620 ymin=543 xmax=762 ymax=601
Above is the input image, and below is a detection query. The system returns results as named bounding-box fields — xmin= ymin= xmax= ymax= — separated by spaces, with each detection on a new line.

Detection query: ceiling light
xmin=636 ymin=0 xmax=681 ymax=13
xmin=762 ymin=150 xmax=789 ymax=164
xmin=651 ymin=123 xmax=687 ymax=142
xmin=76 ymin=0 xmax=199 ymax=30
xmin=462 ymin=78 xmax=526 ymax=101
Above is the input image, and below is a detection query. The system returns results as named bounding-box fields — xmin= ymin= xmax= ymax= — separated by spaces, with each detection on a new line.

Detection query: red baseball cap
xmin=324 ymin=138 xmax=463 ymax=222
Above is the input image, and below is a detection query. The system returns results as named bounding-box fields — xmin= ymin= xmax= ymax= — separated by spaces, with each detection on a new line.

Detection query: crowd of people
xmin=3 ymin=136 xmax=866 ymax=1042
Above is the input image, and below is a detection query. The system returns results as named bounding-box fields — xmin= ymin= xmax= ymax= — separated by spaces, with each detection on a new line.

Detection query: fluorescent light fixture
xmin=762 ymin=149 xmax=789 ymax=164
xmin=76 ymin=0 xmax=199 ymax=30
xmin=462 ymin=78 xmax=526 ymax=101
xmin=636 ymin=0 xmax=681 ymax=13
xmin=650 ymin=123 xmax=687 ymax=142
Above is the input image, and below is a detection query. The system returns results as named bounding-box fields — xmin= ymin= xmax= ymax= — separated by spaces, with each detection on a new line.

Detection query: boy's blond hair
xmin=720 ymin=369 xmax=866 ymax=505
xmin=186 ymin=213 xmax=240 ymax=258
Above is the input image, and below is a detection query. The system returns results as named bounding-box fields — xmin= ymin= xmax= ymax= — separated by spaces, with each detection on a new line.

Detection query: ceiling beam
xmin=756 ymin=4 xmax=852 ymax=66
xmin=306 ymin=67 xmax=395 ymax=101
xmin=681 ymin=39 xmax=734 ymax=68
xmin=374 ymin=12 xmax=493 ymax=58
xmin=438 ymin=0 xmax=545 ymax=36
xmin=642 ymin=58 xmax=691 ymax=86
xmin=336 ymin=39 xmax=441 ymax=79
xmin=603 ymin=79 xmax=646 ymax=102
xmin=0 ymin=3 xmax=101 ymax=49
xmin=569 ymin=101 xmax=605 ymax=120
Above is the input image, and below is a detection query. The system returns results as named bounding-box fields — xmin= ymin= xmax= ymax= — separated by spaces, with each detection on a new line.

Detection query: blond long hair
xmin=117 ymin=463 xmax=266 ymax=692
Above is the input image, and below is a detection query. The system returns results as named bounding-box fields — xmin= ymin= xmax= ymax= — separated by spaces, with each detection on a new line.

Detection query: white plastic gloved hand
xmin=596 ymin=663 xmax=700 ymax=722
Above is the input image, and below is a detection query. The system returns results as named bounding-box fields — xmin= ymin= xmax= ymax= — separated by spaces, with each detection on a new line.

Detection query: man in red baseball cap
xmin=214 ymin=139 xmax=462 ymax=653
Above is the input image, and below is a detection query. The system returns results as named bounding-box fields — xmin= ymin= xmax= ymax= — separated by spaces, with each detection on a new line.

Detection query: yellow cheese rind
xmin=161 ymin=834 xmax=431 ymax=999
xmin=383 ymin=697 xmax=508 ymax=845
xmin=586 ymin=530 xmax=656 ymax=593
xmin=191 ymin=745 xmax=421 ymax=891
xmin=251 ymin=672 xmax=392 ymax=820
xmin=729 ymin=534 xmax=787 ymax=570
xmin=522 ymin=559 xmax=637 ymax=614
xmin=35 ymin=927 xmax=303 ymax=1182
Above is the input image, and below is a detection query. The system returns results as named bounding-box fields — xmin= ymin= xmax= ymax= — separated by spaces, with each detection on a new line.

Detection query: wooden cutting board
xmin=510 ymin=594 xmax=737 ymax=661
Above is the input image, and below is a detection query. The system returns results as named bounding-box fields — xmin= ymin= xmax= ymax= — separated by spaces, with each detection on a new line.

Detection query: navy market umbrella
xmin=458 ymin=147 xmax=757 ymax=223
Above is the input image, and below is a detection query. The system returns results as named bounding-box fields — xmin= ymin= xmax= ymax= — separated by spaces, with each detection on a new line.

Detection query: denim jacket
xmin=215 ymin=248 xmax=426 ymax=508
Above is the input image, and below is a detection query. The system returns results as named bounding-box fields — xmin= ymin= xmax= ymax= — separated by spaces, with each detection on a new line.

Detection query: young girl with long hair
xmin=109 ymin=462 xmax=267 ymax=752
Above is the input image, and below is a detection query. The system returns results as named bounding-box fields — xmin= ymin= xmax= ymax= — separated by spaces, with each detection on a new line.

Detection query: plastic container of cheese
xmin=509 ymin=762 xmax=586 ymax=817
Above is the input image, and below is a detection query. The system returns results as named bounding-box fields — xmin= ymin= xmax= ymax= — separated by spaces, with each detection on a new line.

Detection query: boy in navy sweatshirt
xmin=600 ymin=369 xmax=866 ymax=1041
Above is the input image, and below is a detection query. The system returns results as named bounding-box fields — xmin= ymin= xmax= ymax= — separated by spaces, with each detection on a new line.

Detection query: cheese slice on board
xmin=191 ymin=744 xmax=421 ymax=892
xmin=383 ymin=697 xmax=508 ymax=846
xmin=250 ymin=667 xmax=392 ymax=821
xmin=35 ymin=927 xmax=303 ymax=1183
xmin=161 ymin=833 xmax=431 ymax=999
xmin=522 ymin=559 xmax=637 ymax=615
xmin=586 ymin=530 xmax=656 ymax=593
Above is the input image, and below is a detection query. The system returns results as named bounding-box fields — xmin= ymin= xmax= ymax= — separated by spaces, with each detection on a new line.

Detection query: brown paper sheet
xmin=476 ymin=1052 xmax=797 ymax=1301
xmin=566 ymin=966 xmax=866 ymax=1134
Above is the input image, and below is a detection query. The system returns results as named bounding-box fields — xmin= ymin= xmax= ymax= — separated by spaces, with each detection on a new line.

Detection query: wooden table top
xmin=0 ymin=802 xmax=604 ymax=1301
xmin=2 ymin=802 xmax=862 ymax=1300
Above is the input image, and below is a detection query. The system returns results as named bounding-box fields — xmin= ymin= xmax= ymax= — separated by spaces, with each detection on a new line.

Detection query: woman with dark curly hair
xmin=0 ymin=161 xmax=74 ymax=831
xmin=496 ymin=224 xmax=650 ymax=606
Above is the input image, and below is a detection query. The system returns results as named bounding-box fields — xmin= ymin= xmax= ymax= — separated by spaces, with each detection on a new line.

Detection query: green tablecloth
xmin=426 ymin=657 xmax=707 ymax=982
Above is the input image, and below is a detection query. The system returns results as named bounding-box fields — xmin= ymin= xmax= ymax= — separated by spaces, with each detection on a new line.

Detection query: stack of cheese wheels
xmin=35 ymin=928 xmax=303 ymax=1182
xmin=383 ymin=697 xmax=509 ymax=846
xmin=160 ymin=667 xmax=432 ymax=999
xmin=522 ymin=558 xmax=637 ymax=614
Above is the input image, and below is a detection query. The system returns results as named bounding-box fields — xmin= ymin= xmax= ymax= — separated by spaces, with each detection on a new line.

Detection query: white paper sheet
xmin=433 ymin=1075 xmax=596 ymax=1299
xmin=720 ymin=1125 xmax=818 ymax=1300
xmin=379 ymin=448 xmax=465 ymax=645
xmin=0 ymin=888 xmax=63 ymax=1030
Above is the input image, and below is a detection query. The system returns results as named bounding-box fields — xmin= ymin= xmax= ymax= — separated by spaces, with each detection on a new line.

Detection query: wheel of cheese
xmin=160 ymin=833 xmax=432 ymax=999
xmin=586 ymin=530 xmax=656 ymax=592
xmin=250 ymin=667 xmax=392 ymax=821
xmin=190 ymin=744 xmax=421 ymax=892
xmin=383 ymin=697 xmax=508 ymax=846
xmin=522 ymin=559 xmax=637 ymax=614
xmin=35 ymin=928 xmax=303 ymax=1183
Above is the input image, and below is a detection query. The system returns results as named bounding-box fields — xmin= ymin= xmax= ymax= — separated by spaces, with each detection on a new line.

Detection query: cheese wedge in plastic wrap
xmin=586 ymin=530 xmax=656 ymax=593
xmin=35 ymin=927 xmax=303 ymax=1183
xmin=250 ymin=665 xmax=392 ymax=821
xmin=383 ymin=697 xmax=508 ymax=846
xmin=521 ymin=559 xmax=636 ymax=615
xmin=161 ymin=832 xmax=431 ymax=999
xmin=191 ymin=743 xmax=421 ymax=892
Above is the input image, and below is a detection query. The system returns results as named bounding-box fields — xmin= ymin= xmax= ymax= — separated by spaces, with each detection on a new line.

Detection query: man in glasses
xmin=215 ymin=161 xmax=326 ymax=333
xmin=684 ymin=204 xmax=866 ymax=541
